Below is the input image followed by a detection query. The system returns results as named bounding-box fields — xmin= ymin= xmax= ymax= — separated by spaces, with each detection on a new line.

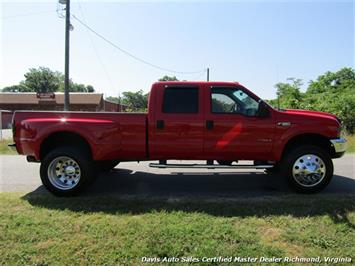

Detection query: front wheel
xmin=281 ymin=145 xmax=333 ymax=193
xmin=40 ymin=146 xmax=96 ymax=196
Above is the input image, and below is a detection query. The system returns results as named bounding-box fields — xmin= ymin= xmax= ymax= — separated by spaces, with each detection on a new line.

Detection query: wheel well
xmin=40 ymin=132 xmax=92 ymax=160
xmin=282 ymin=134 xmax=335 ymax=158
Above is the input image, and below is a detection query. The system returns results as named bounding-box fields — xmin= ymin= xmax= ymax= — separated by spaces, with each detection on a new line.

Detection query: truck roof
xmin=153 ymin=81 xmax=241 ymax=87
xmin=152 ymin=80 xmax=260 ymax=101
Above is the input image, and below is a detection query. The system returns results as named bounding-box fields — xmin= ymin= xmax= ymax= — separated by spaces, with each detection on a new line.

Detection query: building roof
xmin=0 ymin=92 xmax=103 ymax=105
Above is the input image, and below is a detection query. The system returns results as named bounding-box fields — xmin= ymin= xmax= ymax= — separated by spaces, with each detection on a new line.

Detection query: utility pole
xmin=64 ymin=0 xmax=70 ymax=111
xmin=206 ymin=68 xmax=209 ymax=81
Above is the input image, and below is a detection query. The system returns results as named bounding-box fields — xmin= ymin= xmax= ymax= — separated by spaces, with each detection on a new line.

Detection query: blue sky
xmin=1 ymin=0 xmax=353 ymax=99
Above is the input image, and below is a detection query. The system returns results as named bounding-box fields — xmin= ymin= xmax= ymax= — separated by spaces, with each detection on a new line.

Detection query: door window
xmin=211 ymin=87 xmax=259 ymax=116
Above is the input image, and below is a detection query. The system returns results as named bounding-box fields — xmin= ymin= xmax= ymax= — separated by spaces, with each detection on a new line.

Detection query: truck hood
xmin=282 ymin=109 xmax=339 ymax=122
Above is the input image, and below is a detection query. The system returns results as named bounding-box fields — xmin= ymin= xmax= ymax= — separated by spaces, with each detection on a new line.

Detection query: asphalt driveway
xmin=1 ymin=154 xmax=354 ymax=196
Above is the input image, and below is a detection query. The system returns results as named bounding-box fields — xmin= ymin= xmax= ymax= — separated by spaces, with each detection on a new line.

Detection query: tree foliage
xmin=106 ymin=91 xmax=149 ymax=112
xmin=121 ymin=90 xmax=148 ymax=111
xmin=268 ymin=68 xmax=355 ymax=133
xmin=2 ymin=83 xmax=32 ymax=92
xmin=307 ymin=68 xmax=355 ymax=94
xmin=271 ymin=78 xmax=302 ymax=109
xmin=106 ymin=96 xmax=120 ymax=104
xmin=1 ymin=67 xmax=95 ymax=93
xmin=158 ymin=75 xmax=179 ymax=81
xmin=22 ymin=67 xmax=61 ymax=93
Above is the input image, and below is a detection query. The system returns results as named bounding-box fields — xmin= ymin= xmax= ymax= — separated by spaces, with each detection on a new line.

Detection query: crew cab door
xmin=204 ymin=85 xmax=275 ymax=161
xmin=149 ymin=84 xmax=204 ymax=159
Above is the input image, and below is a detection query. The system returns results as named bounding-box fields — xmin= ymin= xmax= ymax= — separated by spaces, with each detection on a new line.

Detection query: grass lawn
xmin=0 ymin=138 xmax=17 ymax=155
xmin=0 ymin=193 xmax=354 ymax=265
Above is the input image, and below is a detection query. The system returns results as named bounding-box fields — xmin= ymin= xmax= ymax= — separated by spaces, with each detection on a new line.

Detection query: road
xmin=1 ymin=154 xmax=354 ymax=196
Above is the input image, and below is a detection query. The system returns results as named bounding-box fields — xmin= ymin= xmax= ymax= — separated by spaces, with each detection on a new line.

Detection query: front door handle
xmin=157 ymin=120 xmax=165 ymax=129
xmin=206 ymin=120 xmax=214 ymax=130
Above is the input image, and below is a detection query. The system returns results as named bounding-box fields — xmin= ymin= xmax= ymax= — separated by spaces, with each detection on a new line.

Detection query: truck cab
xmin=148 ymin=82 xmax=274 ymax=161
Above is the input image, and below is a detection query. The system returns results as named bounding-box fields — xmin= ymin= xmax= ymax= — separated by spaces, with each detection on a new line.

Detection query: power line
xmin=193 ymin=70 xmax=208 ymax=81
xmin=0 ymin=10 xmax=56 ymax=20
xmin=72 ymin=14 xmax=207 ymax=75
xmin=77 ymin=2 xmax=115 ymax=91
xmin=56 ymin=2 xmax=65 ymax=19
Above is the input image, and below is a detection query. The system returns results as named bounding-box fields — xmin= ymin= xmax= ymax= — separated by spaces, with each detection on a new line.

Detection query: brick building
xmin=0 ymin=92 xmax=104 ymax=112
xmin=0 ymin=92 xmax=127 ymax=129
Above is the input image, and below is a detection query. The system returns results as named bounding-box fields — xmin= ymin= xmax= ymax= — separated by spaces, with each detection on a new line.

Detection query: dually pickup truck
xmin=11 ymin=81 xmax=347 ymax=196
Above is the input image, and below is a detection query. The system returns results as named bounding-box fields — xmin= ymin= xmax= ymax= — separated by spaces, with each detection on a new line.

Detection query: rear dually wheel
xmin=40 ymin=146 xmax=96 ymax=196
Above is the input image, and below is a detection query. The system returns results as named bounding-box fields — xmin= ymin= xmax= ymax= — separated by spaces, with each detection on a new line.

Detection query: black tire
xmin=280 ymin=145 xmax=333 ymax=193
xmin=95 ymin=160 xmax=119 ymax=172
xmin=40 ymin=146 xmax=96 ymax=196
xmin=265 ymin=163 xmax=279 ymax=175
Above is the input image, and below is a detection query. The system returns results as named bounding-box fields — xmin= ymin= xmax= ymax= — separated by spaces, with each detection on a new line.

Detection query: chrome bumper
xmin=330 ymin=138 xmax=347 ymax=153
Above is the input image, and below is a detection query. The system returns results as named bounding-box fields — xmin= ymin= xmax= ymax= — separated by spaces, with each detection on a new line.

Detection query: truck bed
xmin=13 ymin=111 xmax=148 ymax=161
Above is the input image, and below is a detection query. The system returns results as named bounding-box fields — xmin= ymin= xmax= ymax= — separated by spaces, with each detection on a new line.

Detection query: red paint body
xmin=12 ymin=81 xmax=340 ymax=162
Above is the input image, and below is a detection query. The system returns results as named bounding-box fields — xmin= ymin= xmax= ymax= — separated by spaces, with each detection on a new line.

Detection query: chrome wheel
xmin=292 ymin=154 xmax=326 ymax=187
xmin=47 ymin=156 xmax=81 ymax=190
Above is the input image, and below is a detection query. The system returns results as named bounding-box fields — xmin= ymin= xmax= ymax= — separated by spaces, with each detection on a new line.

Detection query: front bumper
xmin=330 ymin=138 xmax=347 ymax=158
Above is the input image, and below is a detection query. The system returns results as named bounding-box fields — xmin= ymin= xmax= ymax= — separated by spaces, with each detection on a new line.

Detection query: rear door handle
xmin=206 ymin=120 xmax=214 ymax=130
xmin=157 ymin=120 xmax=165 ymax=129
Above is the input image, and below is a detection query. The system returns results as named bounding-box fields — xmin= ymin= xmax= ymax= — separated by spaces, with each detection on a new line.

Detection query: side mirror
xmin=258 ymin=101 xmax=270 ymax=118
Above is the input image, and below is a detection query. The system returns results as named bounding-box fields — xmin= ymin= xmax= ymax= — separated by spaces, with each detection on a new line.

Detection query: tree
xmin=58 ymin=82 xmax=95 ymax=93
xmin=22 ymin=67 xmax=61 ymax=93
xmin=308 ymin=67 xmax=355 ymax=94
xmin=268 ymin=68 xmax=355 ymax=133
xmin=2 ymin=83 xmax=32 ymax=92
xmin=159 ymin=75 xmax=179 ymax=81
xmin=303 ymin=68 xmax=355 ymax=133
xmin=106 ymin=96 xmax=120 ymax=104
xmin=86 ymin=85 xmax=95 ymax=93
xmin=121 ymin=90 xmax=148 ymax=111
xmin=1 ymin=66 xmax=95 ymax=93
xmin=273 ymin=78 xmax=302 ymax=109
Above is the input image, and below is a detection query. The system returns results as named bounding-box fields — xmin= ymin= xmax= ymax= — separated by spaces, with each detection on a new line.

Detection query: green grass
xmin=0 ymin=193 xmax=354 ymax=265
xmin=346 ymin=135 xmax=355 ymax=153
xmin=0 ymin=138 xmax=17 ymax=155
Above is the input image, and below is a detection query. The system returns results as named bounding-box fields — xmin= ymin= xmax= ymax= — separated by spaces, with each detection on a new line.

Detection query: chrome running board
xmin=149 ymin=163 xmax=274 ymax=169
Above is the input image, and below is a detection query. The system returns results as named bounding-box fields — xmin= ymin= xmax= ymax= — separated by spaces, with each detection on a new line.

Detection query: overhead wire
xmin=76 ymin=2 xmax=115 ymax=92
xmin=71 ymin=14 xmax=207 ymax=75
xmin=56 ymin=2 xmax=65 ymax=19
xmin=193 ymin=70 xmax=208 ymax=81
xmin=0 ymin=10 xmax=56 ymax=20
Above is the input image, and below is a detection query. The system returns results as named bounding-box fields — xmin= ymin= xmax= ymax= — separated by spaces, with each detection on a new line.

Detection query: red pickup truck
xmin=11 ymin=81 xmax=347 ymax=196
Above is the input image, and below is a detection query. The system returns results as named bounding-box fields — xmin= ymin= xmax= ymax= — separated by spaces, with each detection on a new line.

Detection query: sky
xmin=0 ymin=0 xmax=354 ymax=99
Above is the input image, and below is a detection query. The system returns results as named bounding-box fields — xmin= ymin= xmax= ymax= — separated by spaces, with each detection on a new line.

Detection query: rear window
xmin=162 ymin=87 xmax=199 ymax=113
